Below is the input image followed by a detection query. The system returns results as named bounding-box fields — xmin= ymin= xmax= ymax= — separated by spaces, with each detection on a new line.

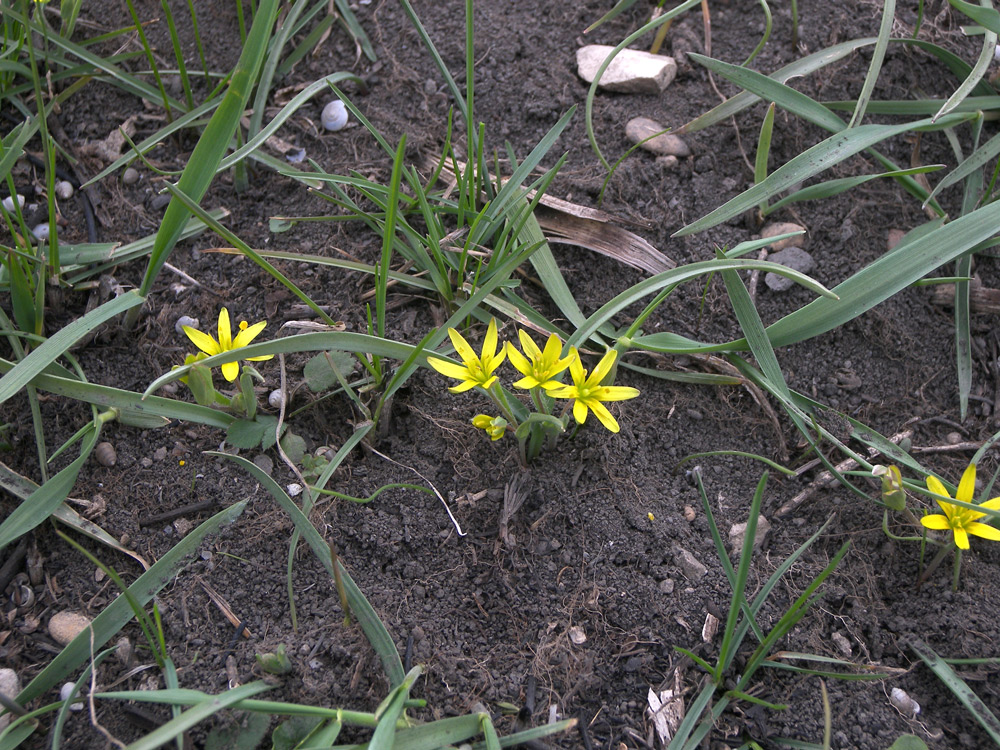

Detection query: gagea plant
xmin=427 ymin=319 xmax=639 ymax=464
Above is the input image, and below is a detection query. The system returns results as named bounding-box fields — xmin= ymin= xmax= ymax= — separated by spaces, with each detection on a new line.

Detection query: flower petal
xmin=547 ymin=385 xmax=576 ymax=400
xmin=953 ymin=526 xmax=970 ymax=550
xmin=572 ymin=399 xmax=588 ymax=425
xmin=483 ymin=318 xmax=500 ymax=360
xmin=484 ymin=345 xmax=507 ymax=375
xmin=512 ymin=375 xmax=541 ymax=390
xmin=245 ymin=354 xmax=274 ymax=362
xmin=428 ymin=357 xmax=471 ymax=380
xmin=921 ymin=514 xmax=951 ymax=531
xmin=925 ymin=475 xmax=952 ymax=502
xmin=568 ymin=348 xmax=584 ymax=384
xmin=594 ymin=385 xmax=640 ymax=402
xmin=979 ymin=497 xmax=1000 ymax=511
xmin=589 ymin=401 xmax=621 ymax=433
xmin=233 ymin=320 xmax=266 ymax=348
xmin=221 ymin=360 xmax=240 ymax=382
xmin=183 ymin=326 xmax=221 ymax=356
xmin=447 ymin=327 xmax=477 ymax=365
xmin=217 ymin=308 xmax=233 ymax=350
xmin=966 ymin=522 xmax=1000 ymax=543
xmin=591 ymin=349 xmax=618 ymax=384
xmin=957 ymin=463 xmax=978 ymax=504
xmin=507 ymin=343 xmax=532 ymax=377
xmin=540 ymin=333 xmax=562 ymax=363
xmin=519 ymin=329 xmax=542 ymax=361
xmin=448 ymin=380 xmax=478 ymax=394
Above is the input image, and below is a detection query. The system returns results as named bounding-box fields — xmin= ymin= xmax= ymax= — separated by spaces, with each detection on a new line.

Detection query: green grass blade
xmin=909 ymin=637 xmax=1000 ymax=744
xmin=848 ymin=0 xmax=895 ymax=128
xmin=0 ymin=290 xmax=144 ymax=405
xmin=210 ymin=453 xmax=406 ymax=687
xmin=766 ymin=166 xmax=943 ymax=214
xmin=755 ymin=102 xmax=776 ymax=214
xmin=122 ymin=683 xmax=272 ymax=750
xmin=138 ymin=0 xmax=280 ymax=296
xmin=676 ymin=113 xmax=971 ymax=237
xmin=16 ymin=502 xmax=248 ymax=705
xmin=933 ymin=1 xmax=997 ymax=121
xmin=925 ymin=129 xmax=1000 ymax=207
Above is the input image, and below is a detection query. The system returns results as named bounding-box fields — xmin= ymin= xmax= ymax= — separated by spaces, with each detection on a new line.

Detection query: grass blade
xmin=848 ymin=0 xmax=895 ymax=128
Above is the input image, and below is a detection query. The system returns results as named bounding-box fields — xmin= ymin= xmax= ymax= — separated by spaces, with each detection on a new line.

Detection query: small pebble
xmin=287 ymin=483 xmax=303 ymax=497
xmin=253 ymin=454 xmax=274 ymax=475
xmin=0 ymin=669 xmax=20 ymax=731
xmin=625 ymin=117 xmax=691 ymax=157
xmin=946 ymin=432 xmax=962 ymax=445
xmin=764 ymin=247 xmax=815 ymax=292
xmin=268 ymin=390 xmax=283 ymax=409
xmin=322 ymin=100 xmax=349 ymax=131
xmin=32 ymin=224 xmax=49 ymax=241
xmin=2 ymin=194 xmax=25 ymax=212
xmin=576 ymin=44 xmax=677 ymax=94
xmin=122 ymin=167 xmax=140 ymax=185
xmin=175 ymin=315 xmax=199 ymax=334
xmin=683 ymin=505 xmax=696 ymax=522
xmin=729 ymin=515 xmax=771 ymax=550
xmin=49 ymin=612 xmax=92 ymax=646
xmin=151 ymin=193 xmax=171 ymax=211
xmin=656 ymin=155 xmax=678 ymax=170
xmin=761 ymin=222 xmax=807 ymax=251
xmin=658 ymin=578 xmax=675 ymax=594
xmin=55 ymin=181 xmax=74 ymax=200
xmin=59 ymin=682 xmax=84 ymax=711
xmin=153 ymin=446 xmax=168 ymax=462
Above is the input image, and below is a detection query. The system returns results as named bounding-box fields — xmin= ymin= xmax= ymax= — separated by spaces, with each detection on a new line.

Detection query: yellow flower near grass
xmin=547 ymin=348 xmax=639 ymax=433
xmin=472 ymin=414 xmax=507 ymax=441
xmin=182 ymin=307 xmax=273 ymax=382
xmin=506 ymin=330 xmax=574 ymax=391
xmin=427 ymin=318 xmax=506 ymax=394
xmin=922 ymin=464 xmax=1000 ymax=550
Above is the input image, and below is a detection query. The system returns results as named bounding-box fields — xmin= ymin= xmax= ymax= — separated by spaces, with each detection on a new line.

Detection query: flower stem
xmin=952 ymin=549 xmax=963 ymax=592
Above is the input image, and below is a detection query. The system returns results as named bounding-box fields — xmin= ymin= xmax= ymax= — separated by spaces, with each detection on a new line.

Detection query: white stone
xmin=2 ymin=194 xmax=24 ymax=213
xmin=32 ymin=224 xmax=49 ymax=241
xmin=626 ymin=117 xmax=690 ymax=156
xmin=175 ymin=315 xmax=199 ymax=334
xmin=0 ymin=669 xmax=21 ymax=731
xmin=322 ymin=100 xmax=348 ymax=131
xmin=673 ymin=546 xmax=707 ymax=581
xmin=55 ymin=181 xmax=74 ymax=200
xmin=60 ymin=682 xmax=84 ymax=711
xmin=729 ymin=515 xmax=771 ymax=550
xmin=576 ymin=45 xmax=677 ymax=94
xmin=48 ymin=611 xmax=92 ymax=646
xmin=287 ymin=483 xmax=303 ymax=497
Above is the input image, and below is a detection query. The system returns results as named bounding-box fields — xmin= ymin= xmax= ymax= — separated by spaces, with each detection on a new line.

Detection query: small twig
xmin=198 ymin=577 xmax=251 ymax=638
xmin=366 ymin=445 xmax=466 ymax=536
xmin=137 ymin=499 xmax=217 ymax=527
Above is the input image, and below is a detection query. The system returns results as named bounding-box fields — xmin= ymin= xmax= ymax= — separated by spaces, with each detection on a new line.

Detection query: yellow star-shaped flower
xmin=547 ymin=348 xmax=639 ymax=433
xmin=427 ymin=318 xmax=506 ymax=394
xmin=472 ymin=414 xmax=507 ymax=441
xmin=506 ymin=330 xmax=574 ymax=391
xmin=922 ymin=463 xmax=1000 ymax=550
xmin=182 ymin=307 xmax=273 ymax=382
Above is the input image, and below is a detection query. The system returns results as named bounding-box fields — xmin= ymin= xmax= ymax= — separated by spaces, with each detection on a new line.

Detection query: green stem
xmin=952 ymin=548 xmax=963 ymax=592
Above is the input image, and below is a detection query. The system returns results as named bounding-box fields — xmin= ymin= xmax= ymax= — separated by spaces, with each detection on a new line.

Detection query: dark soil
xmin=3 ymin=0 xmax=1000 ymax=748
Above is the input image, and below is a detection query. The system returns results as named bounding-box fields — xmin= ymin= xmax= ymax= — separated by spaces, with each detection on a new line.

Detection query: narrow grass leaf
xmin=0 ymin=290 xmax=143 ymax=405
xmin=909 ymin=637 xmax=1000 ymax=744
xmin=766 ymin=166 xmax=943 ymax=214
xmin=17 ymin=502 xmax=248 ymax=705
xmin=848 ymin=0 xmax=895 ymax=128
xmin=210 ymin=453 xmax=406 ymax=687
xmin=933 ymin=6 xmax=997 ymax=121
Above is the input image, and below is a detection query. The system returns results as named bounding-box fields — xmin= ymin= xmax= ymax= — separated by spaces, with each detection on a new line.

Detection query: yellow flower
xmin=922 ymin=464 xmax=1000 ymax=550
xmin=547 ymin=348 xmax=639 ymax=433
xmin=472 ymin=414 xmax=507 ymax=441
xmin=427 ymin=318 xmax=506 ymax=394
xmin=182 ymin=307 xmax=273 ymax=382
xmin=506 ymin=330 xmax=574 ymax=390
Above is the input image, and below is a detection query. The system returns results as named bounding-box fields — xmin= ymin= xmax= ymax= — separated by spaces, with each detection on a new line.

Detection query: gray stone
xmin=764 ymin=246 xmax=815 ymax=291
xmin=729 ymin=515 xmax=771 ymax=551
xmin=576 ymin=45 xmax=677 ymax=94
xmin=625 ymin=117 xmax=691 ymax=156
xmin=122 ymin=167 xmax=140 ymax=185
xmin=673 ymin=546 xmax=707 ymax=581
xmin=0 ymin=669 xmax=21 ymax=731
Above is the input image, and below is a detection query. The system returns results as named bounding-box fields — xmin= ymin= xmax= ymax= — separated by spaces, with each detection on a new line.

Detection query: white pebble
xmin=322 ymin=100 xmax=349 ymax=131
xmin=2 ymin=194 xmax=25 ymax=213
xmin=287 ymin=483 xmax=303 ymax=497
xmin=32 ymin=224 xmax=50 ymax=240
xmin=889 ymin=687 xmax=920 ymax=716
xmin=59 ymin=682 xmax=84 ymax=711
xmin=55 ymin=181 xmax=74 ymax=200
xmin=268 ymin=390 xmax=283 ymax=409
xmin=175 ymin=315 xmax=199 ymax=334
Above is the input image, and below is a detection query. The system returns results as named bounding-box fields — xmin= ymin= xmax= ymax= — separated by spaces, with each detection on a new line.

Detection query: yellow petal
xmin=447 ymin=328 xmax=477 ymax=365
xmin=218 ymin=308 xmax=233 ymax=350
xmin=957 ymin=463 xmax=978 ymax=504
xmin=953 ymin=527 xmax=970 ymax=550
xmin=594 ymin=385 xmax=640 ymax=402
xmin=589 ymin=400 xmax=621 ymax=433
xmin=546 ymin=385 xmax=576 ymax=400
xmin=541 ymin=333 xmax=562 ymax=362
xmin=483 ymin=318 xmax=500 ymax=360
xmin=966 ymin=522 xmax=1000 ymax=543
xmin=484 ymin=345 xmax=507 ymax=374
xmin=448 ymin=380 xmax=478 ymax=394
xmin=568 ymin=348 xmax=584 ymax=385
xmin=979 ymin=497 xmax=1000 ymax=511
xmin=518 ymin=329 xmax=542 ymax=361
xmin=512 ymin=375 xmax=541 ymax=390
xmin=472 ymin=414 xmax=493 ymax=429
xmin=572 ymin=399 xmax=588 ymax=425
xmin=925 ymin=475 xmax=951 ymax=501
xmin=183 ymin=326 xmax=221 ymax=356
xmin=428 ymin=357 xmax=470 ymax=380
xmin=591 ymin=349 xmax=618 ymax=384
xmin=246 ymin=354 xmax=274 ymax=362
xmin=921 ymin=514 xmax=951 ymax=531
xmin=233 ymin=320 xmax=266 ymax=348
xmin=507 ymin=342 xmax=532 ymax=377
xmin=221 ymin=359 xmax=240 ymax=382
